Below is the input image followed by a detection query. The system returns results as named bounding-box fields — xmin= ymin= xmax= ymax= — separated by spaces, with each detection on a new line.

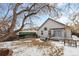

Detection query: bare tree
xmin=65 ymin=4 xmax=79 ymax=33
xmin=69 ymin=12 xmax=79 ymax=33
xmin=0 ymin=3 xmax=61 ymax=42
xmin=59 ymin=3 xmax=79 ymax=33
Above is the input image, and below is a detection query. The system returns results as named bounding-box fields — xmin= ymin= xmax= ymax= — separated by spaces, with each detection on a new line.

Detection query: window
xmin=53 ymin=29 xmax=62 ymax=37
xmin=48 ymin=30 xmax=51 ymax=36
xmin=44 ymin=27 xmax=47 ymax=31
xmin=41 ymin=31 xmax=43 ymax=35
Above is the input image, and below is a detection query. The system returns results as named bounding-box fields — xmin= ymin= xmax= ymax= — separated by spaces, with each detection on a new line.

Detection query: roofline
xmin=49 ymin=18 xmax=66 ymax=26
xmin=38 ymin=18 xmax=70 ymax=30
xmin=50 ymin=28 xmax=64 ymax=30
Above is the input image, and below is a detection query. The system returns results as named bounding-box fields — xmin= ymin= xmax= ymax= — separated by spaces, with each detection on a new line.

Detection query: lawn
xmin=0 ymin=38 xmax=64 ymax=56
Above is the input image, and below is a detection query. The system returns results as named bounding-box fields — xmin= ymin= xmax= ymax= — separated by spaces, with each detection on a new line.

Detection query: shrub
xmin=0 ymin=48 xmax=13 ymax=56
xmin=72 ymin=32 xmax=79 ymax=37
xmin=31 ymin=39 xmax=52 ymax=47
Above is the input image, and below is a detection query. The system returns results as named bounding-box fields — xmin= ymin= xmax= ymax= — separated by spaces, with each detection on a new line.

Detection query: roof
xmin=38 ymin=18 xmax=69 ymax=30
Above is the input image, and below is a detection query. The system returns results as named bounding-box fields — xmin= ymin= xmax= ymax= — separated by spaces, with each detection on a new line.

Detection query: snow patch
xmin=64 ymin=35 xmax=79 ymax=56
xmin=0 ymin=39 xmax=63 ymax=56
xmin=72 ymin=35 xmax=79 ymax=40
xmin=64 ymin=46 xmax=79 ymax=56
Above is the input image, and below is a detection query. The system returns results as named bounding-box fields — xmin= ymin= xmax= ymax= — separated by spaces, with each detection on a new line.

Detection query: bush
xmin=72 ymin=32 xmax=79 ymax=37
xmin=31 ymin=39 xmax=52 ymax=47
xmin=19 ymin=32 xmax=37 ymax=38
xmin=0 ymin=48 xmax=13 ymax=56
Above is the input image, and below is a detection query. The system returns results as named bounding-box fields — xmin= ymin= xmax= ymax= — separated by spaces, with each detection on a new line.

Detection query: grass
xmin=27 ymin=39 xmax=64 ymax=56
xmin=0 ymin=39 xmax=64 ymax=56
xmin=12 ymin=39 xmax=53 ymax=47
xmin=31 ymin=39 xmax=52 ymax=47
xmin=48 ymin=47 xmax=64 ymax=56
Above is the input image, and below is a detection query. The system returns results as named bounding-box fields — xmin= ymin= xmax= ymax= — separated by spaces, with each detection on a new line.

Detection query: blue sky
xmin=0 ymin=3 xmax=79 ymax=29
xmin=28 ymin=3 xmax=79 ymax=27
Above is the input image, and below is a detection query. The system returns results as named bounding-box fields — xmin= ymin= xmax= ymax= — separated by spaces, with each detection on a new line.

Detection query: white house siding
xmin=65 ymin=28 xmax=72 ymax=39
xmin=37 ymin=19 xmax=72 ymax=39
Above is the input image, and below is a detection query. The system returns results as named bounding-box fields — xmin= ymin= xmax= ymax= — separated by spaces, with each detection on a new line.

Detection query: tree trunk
xmin=0 ymin=32 xmax=16 ymax=42
xmin=0 ymin=4 xmax=19 ymax=42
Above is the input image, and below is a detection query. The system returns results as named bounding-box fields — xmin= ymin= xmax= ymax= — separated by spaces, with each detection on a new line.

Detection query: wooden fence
xmin=64 ymin=39 xmax=78 ymax=47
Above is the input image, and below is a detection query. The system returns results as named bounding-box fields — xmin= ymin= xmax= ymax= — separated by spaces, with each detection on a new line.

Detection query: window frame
xmin=44 ymin=27 xmax=47 ymax=31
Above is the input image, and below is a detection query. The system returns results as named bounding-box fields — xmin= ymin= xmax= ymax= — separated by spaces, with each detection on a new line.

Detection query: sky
xmin=28 ymin=3 xmax=79 ymax=27
xmin=0 ymin=3 xmax=79 ymax=29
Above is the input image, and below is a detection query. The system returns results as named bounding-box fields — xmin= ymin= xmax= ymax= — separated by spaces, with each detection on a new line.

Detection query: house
xmin=37 ymin=18 xmax=72 ymax=40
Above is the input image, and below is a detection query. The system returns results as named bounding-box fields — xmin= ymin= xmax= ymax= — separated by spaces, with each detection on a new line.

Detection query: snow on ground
xmin=72 ymin=35 xmax=79 ymax=40
xmin=0 ymin=38 xmax=63 ymax=56
xmin=1 ymin=36 xmax=79 ymax=56
xmin=64 ymin=46 xmax=79 ymax=56
xmin=13 ymin=46 xmax=45 ymax=56
xmin=64 ymin=35 xmax=79 ymax=56
xmin=52 ymin=41 xmax=64 ymax=47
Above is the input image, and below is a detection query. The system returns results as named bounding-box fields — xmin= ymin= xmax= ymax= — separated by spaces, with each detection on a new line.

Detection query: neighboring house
xmin=37 ymin=18 xmax=72 ymax=40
